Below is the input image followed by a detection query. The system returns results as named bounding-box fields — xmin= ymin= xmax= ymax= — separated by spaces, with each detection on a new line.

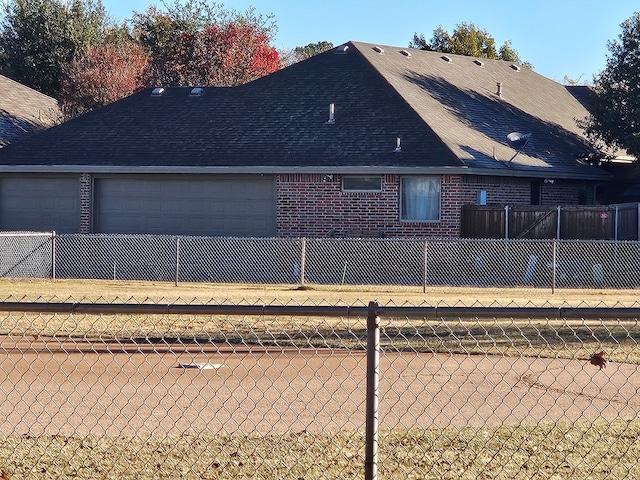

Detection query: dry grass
xmin=1 ymin=419 xmax=639 ymax=479
xmin=1 ymin=278 xmax=639 ymax=307
xmin=0 ymin=278 xmax=638 ymax=364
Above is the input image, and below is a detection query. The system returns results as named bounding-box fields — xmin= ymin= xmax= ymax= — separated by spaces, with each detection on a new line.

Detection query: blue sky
xmin=104 ymin=0 xmax=638 ymax=84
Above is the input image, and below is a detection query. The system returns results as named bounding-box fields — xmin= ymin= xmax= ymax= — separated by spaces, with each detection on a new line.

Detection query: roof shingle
xmin=0 ymin=75 xmax=61 ymax=147
xmin=0 ymin=41 xmax=608 ymax=180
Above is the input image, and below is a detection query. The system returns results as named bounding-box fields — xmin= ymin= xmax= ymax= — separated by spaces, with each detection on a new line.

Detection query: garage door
xmin=0 ymin=176 xmax=80 ymax=233
xmin=94 ymin=175 xmax=276 ymax=237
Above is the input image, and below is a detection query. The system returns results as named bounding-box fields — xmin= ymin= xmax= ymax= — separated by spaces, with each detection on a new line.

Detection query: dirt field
xmin=1 ymin=337 xmax=637 ymax=438
xmin=1 ymin=279 xmax=639 ymax=479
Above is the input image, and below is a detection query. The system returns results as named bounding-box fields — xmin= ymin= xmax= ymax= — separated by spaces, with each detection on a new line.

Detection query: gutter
xmin=0 ymin=164 xmax=611 ymax=181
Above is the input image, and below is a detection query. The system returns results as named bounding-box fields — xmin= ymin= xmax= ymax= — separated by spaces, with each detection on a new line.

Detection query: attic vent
xmin=190 ymin=87 xmax=204 ymax=96
xmin=373 ymin=46 xmax=384 ymax=54
xmin=399 ymin=49 xmax=412 ymax=57
xmin=327 ymin=103 xmax=335 ymax=124
xmin=440 ymin=55 xmax=452 ymax=62
xmin=510 ymin=64 xmax=521 ymax=71
xmin=336 ymin=44 xmax=349 ymax=53
xmin=474 ymin=59 xmax=484 ymax=66
xmin=151 ymin=87 xmax=165 ymax=96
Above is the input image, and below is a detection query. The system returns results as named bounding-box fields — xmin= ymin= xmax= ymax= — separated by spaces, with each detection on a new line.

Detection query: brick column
xmin=79 ymin=173 xmax=91 ymax=233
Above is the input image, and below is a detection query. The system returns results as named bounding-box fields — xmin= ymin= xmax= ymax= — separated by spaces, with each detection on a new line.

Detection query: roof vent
xmin=373 ymin=46 xmax=384 ymax=54
xmin=496 ymin=82 xmax=503 ymax=98
xmin=510 ymin=64 xmax=521 ymax=71
xmin=394 ymin=137 xmax=402 ymax=153
xmin=441 ymin=55 xmax=452 ymax=62
xmin=399 ymin=49 xmax=412 ymax=57
xmin=190 ymin=87 xmax=204 ymax=96
xmin=336 ymin=44 xmax=349 ymax=53
xmin=474 ymin=59 xmax=484 ymax=66
xmin=326 ymin=103 xmax=335 ymax=124
xmin=151 ymin=87 xmax=165 ymax=96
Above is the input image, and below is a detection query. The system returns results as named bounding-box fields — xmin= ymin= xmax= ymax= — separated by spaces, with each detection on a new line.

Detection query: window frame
xmin=399 ymin=176 xmax=442 ymax=222
xmin=341 ymin=176 xmax=383 ymax=193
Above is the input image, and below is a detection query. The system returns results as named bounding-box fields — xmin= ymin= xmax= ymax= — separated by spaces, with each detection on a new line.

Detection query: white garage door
xmin=0 ymin=176 xmax=80 ymax=233
xmin=94 ymin=175 xmax=276 ymax=237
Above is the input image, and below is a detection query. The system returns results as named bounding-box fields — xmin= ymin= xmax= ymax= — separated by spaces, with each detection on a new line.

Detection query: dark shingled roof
xmin=0 ymin=41 xmax=608 ymax=180
xmin=0 ymin=75 xmax=61 ymax=147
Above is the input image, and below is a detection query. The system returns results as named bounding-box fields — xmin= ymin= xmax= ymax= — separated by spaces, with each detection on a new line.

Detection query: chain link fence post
xmin=300 ymin=237 xmax=306 ymax=286
xmin=51 ymin=231 xmax=56 ymax=280
xmin=365 ymin=300 xmax=380 ymax=480
xmin=505 ymin=205 xmax=510 ymax=239
xmin=552 ymin=239 xmax=557 ymax=294
xmin=175 ymin=237 xmax=180 ymax=286
xmin=422 ymin=240 xmax=428 ymax=294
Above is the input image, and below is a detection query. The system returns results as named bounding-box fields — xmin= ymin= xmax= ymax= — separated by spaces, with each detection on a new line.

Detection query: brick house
xmin=0 ymin=41 xmax=609 ymax=238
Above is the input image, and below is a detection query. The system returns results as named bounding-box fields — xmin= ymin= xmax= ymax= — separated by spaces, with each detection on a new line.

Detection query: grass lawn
xmin=0 ymin=278 xmax=639 ymax=306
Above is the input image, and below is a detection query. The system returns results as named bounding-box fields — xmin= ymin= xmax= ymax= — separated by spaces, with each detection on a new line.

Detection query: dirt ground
xmin=0 ymin=337 xmax=637 ymax=437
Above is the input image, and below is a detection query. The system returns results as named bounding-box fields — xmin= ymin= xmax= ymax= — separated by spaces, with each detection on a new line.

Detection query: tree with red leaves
xmin=169 ymin=22 xmax=279 ymax=87
xmin=59 ymin=41 xmax=151 ymax=119
xmin=133 ymin=2 xmax=279 ymax=88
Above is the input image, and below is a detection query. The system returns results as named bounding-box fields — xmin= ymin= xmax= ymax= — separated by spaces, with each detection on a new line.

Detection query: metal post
xmin=423 ymin=241 xmax=428 ymax=294
xmin=504 ymin=205 xmax=509 ymax=239
xmin=365 ymin=301 xmax=380 ymax=480
xmin=175 ymin=237 xmax=180 ymax=287
xmin=51 ymin=231 xmax=56 ymax=281
xmin=300 ymin=237 xmax=306 ymax=285
xmin=551 ymin=239 xmax=557 ymax=294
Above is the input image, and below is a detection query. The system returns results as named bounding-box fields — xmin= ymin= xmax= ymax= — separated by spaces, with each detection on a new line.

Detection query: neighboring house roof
xmin=0 ymin=41 xmax=608 ymax=180
xmin=0 ymin=74 xmax=61 ymax=147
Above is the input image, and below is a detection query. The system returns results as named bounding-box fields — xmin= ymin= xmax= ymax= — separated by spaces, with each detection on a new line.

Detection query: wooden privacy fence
xmin=462 ymin=203 xmax=640 ymax=240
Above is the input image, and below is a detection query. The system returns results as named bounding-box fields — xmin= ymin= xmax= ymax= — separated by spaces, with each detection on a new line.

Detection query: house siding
xmin=276 ymin=174 xmax=592 ymax=239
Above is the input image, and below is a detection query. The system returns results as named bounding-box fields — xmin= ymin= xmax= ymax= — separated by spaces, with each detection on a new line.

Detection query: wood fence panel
xmin=559 ymin=207 xmax=613 ymax=240
xmin=614 ymin=203 xmax=639 ymax=240
xmin=461 ymin=205 xmax=631 ymax=239
xmin=508 ymin=207 xmax=557 ymax=239
xmin=460 ymin=206 xmax=505 ymax=238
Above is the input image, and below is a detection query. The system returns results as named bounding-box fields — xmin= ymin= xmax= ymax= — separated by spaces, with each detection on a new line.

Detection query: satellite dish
xmin=506 ymin=132 xmax=531 ymax=150
xmin=505 ymin=132 xmax=531 ymax=163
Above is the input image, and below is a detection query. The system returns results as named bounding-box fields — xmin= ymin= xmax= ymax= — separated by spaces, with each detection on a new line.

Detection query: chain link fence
xmin=3 ymin=233 xmax=640 ymax=290
xmin=0 ymin=298 xmax=639 ymax=479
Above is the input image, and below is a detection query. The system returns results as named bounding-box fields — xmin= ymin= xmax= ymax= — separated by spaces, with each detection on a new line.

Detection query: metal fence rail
xmin=4 ymin=232 xmax=640 ymax=290
xmin=0 ymin=299 xmax=639 ymax=479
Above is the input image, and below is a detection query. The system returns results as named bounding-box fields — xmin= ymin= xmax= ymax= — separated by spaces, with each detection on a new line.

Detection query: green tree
xmin=581 ymin=12 xmax=640 ymax=159
xmin=409 ymin=22 xmax=529 ymax=65
xmin=0 ymin=0 xmax=111 ymax=97
xmin=292 ymin=41 xmax=333 ymax=62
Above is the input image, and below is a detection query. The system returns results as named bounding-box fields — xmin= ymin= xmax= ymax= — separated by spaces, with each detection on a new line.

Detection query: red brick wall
xmin=79 ymin=173 xmax=91 ymax=234
xmin=276 ymin=174 xmax=594 ymax=239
